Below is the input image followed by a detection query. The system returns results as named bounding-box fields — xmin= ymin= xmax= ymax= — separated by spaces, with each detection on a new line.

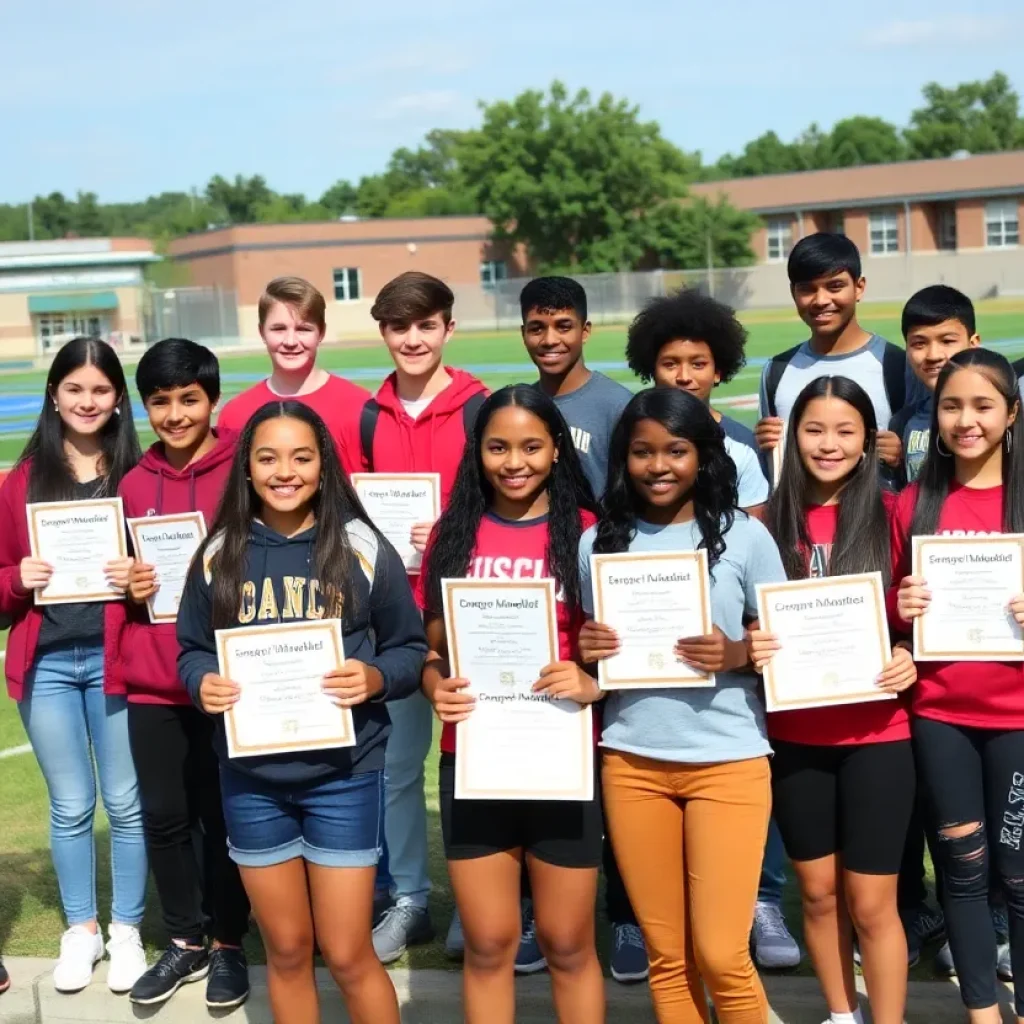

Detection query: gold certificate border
xmin=28 ymin=497 xmax=127 ymax=605
xmin=127 ymin=512 xmax=207 ymax=623
xmin=218 ymin=620 xmax=354 ymax=756
xmin=444 ymin=578 xmax=593 ymax=801
xmin=912 ymin=534 xmax=1024 ymax=660
xmin=351 ymin=473 xmax=442 ymax=574
xmin=758 ymin=572 xmax=891 ymax=711
xmin=592 ymin=550 xmax=714 ymax=688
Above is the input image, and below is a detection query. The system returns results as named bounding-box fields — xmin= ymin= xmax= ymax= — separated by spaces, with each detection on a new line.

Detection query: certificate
xmin=217 ymin=620 xmax=355 ymax=758
xmin=912 ymin=535 xmax=1024 ymax=661
xmin=443 ymin=578 xmax=593 ymax=801
xmin=27 ymin=498 xmax=127 ymax=605
xmin=590 ymin=550 xmax=715 ymax=689
xmin=351 ymin=473 xmax=441 ymax=573
xmin=756 ymin=572 xmax=893 ymax=711
xmin=127 ymin=512 xmax=207 ymax=623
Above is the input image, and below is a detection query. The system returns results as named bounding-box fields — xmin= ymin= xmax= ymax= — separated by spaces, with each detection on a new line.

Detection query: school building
xmin=167 ymin=216 xmax=527 ymax=343
xmin=0 ymin=238 xmax=159 ymax=361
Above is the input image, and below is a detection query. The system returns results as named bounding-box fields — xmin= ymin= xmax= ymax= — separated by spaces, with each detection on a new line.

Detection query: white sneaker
xmin=53 ymin=925 xmax=104 ymax=993
xmin=106 ymin=923 xmax=147 ymax=994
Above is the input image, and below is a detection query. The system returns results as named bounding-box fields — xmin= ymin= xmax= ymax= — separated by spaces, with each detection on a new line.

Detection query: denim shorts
xmin=219 ymin=767 xmax=384 ymax=869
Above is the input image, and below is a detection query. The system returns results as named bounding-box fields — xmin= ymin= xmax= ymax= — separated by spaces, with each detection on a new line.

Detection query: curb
xmin=0 ymin=956 xmax=1002 ymax=1023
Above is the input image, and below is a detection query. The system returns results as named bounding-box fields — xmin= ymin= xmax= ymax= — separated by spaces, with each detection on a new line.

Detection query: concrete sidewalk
xmin=0 ymin=956 xmax=1009 ymax=1022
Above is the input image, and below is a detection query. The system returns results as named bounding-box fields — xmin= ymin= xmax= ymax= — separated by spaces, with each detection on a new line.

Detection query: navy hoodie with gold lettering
xmin=176 ymin=518 xmax=427 ymax=784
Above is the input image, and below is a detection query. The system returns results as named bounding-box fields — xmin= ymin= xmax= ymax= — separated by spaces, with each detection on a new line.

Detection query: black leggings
xmin=914 ymin=717 xmax=1024 ymax=1015
xmin=128 ymin=703 xmax=250 ymax=946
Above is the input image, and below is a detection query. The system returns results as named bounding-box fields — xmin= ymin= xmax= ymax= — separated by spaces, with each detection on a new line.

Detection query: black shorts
xmin=771 ymin=738 xmax=915 ymax=875
xmin=438 ymin=753 xmax=603 ymax=868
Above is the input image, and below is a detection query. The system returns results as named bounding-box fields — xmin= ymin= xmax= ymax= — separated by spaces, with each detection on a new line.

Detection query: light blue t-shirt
xmin=720 ymin=415 xmax=770 ymax=508
xmin=578 ymin=515 xmax=786 ymax=764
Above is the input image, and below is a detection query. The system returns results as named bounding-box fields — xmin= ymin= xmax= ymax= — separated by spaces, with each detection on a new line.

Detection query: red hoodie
xmin=0 ymin=461 xmax=123 ymax=701
xmin=888 ymin=481 xmax=1024 ymax=728
xmin=358 ymin=368 xmax=488 ymax=507
xmin=117 ymin=434 xmax=236 ymax=704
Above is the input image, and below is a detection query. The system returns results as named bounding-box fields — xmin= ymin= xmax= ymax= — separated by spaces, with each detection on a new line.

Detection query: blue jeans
xmin=377 ymin=691 xmax=433 ymax=908
xmin=19 ymin=643 xmax=147 ymax=926
xmin=758 ymin=817 xmax=788 ymax=906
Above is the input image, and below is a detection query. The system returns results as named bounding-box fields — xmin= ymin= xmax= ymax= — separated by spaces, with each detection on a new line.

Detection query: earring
xmin=114 ymin=407 xmax=121 ymax=417
xmin=936 ymin=436 xmax=953 ymax=458
xmin=52 ymin=402 xmax=58 ymax=412
xmin=1007 ymin=430 xmax=1014 ymax=453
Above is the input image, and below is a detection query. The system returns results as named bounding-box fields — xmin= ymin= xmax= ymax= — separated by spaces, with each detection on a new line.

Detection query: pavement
xmin=0 ymin=957 xmax=1016 ymax=1023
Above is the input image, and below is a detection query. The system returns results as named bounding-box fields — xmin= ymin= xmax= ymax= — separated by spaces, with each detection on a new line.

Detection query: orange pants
xmin=602 ymin=751 xmax=771 ymax=1024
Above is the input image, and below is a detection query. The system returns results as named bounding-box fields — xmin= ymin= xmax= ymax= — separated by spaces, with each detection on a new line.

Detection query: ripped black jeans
xmin=914 ymin=717 xmax=1024 ymax=1014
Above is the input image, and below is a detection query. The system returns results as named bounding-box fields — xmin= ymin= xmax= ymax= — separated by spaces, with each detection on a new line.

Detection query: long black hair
xmin=766 ymin=375 xmax=890 ymax=585
xmin=911 ymin=348 xmax=1024 ymax=536
xmin=423 ymin=384 xmax=597 ymax=614
xmin=20 ymin=337 xmax=140 ymax=501
xmin=202 ymin=401 xmax=374 ymax=629
xmin=593 ymin=388 xmax=737 ymax=570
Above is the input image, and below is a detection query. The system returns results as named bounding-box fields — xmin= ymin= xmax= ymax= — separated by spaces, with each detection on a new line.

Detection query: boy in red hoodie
xmin=118 ymin=339 xmax=251 ymax=1012
xmin=359 ymin=271 xmax=487 ymax=963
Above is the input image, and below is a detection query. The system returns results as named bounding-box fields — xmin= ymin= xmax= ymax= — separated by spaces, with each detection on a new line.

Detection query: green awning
xmin=28 ymin=291 xmax=119 ymax=314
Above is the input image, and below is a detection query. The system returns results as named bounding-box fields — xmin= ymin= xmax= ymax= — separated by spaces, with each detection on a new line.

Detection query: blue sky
xmin=1 ymin=0 xmax=1021 ymax=203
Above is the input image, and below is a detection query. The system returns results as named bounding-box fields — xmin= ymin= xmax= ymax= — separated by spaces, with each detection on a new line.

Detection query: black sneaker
xmin=206 ymin=947 xmax=250 ymax=1010
xmin=0 ymin=956 xmax=10 ymax=994
xmin=129 ymin=944 xmax=209 ymax=1006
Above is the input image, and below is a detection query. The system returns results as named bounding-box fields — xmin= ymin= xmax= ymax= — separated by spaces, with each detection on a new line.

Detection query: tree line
xmin=1 ymin=72 xmax=1020 ymax=276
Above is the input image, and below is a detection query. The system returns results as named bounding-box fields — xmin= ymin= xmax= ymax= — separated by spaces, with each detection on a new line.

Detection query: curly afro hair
xmin=626 ymin=289 xmax=748 ymax=385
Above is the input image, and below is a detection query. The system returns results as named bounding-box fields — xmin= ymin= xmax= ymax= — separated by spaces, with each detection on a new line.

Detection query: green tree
xmin=204 ymin=174 xmax=274 ymax=224
xmin=905 ymin=72 xmax=1024 ymax=158
xmin=823 ymin=116 xmax=907 ymax=167
xmin=320 ymin=180 xmax=358 ymax=217
xmin=714 ymin=131 xmax=809 ymax=178
xmin=459 ymin=81 xmax=701 ymax=272
xmin=642 ymin=196 xmax=758 ymax=270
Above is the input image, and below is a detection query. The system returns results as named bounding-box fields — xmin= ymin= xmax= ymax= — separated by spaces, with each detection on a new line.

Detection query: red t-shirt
xmin=217 ymin=374 xmax=369 ymax=475
xmin=767 ymin=494 xmax=910 ymax=746
xmin=415 ymin=509 xmax=594 ymax=754
xmin=889 ymin=481 xmax=1024 ymax=729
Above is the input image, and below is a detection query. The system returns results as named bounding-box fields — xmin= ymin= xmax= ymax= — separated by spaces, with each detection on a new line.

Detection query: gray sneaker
xmin=514 ymin=901 xmax=547 ymax=975
xmin=997 ymin=942 xmax=1013 ymax=982
xmin=372 ymin=904 xmax=434 ymax=964
xmin=445 ymin=911 xmax=465 ymax=961
xmin=934 ymin=940 xmax=956 ymax=977
xmin=751 ymin=902 xmax=801 ymax=969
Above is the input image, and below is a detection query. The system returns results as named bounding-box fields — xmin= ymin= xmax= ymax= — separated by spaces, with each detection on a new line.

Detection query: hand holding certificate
xmin=442 ymin=578 xmax=593 ymax=801
xmin=909 ymin=535 xmax=1024 ymax=661
xmin=127 ymin=513 xmax=206 ymax=623
xmin=755 ymin=572 xmax=896 ymax=711
xmin=27 ymin=498 xmax=128 ymax=604
xmin=350 ymin=474 xmax=441 ymax=573
xmin=216 ymin=620 xmax=356 ymax=758
xmin=589 ymin=550 xmax=715 ymax=688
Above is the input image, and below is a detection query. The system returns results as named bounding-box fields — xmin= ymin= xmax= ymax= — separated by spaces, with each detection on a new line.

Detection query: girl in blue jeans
xmin=176 ymin=402 xmax=427 ymax=1024
xmin=0 ymin=337 xmax=146 ymax=994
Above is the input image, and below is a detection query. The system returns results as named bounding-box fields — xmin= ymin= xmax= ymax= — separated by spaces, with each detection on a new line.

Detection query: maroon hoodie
xmin=360 ymin=367 xmax=488 ymax=507
xmin=117 ymin=433 xmax=236 ymax=704
xmin=0 ymin=461 xmax=123 ymax=701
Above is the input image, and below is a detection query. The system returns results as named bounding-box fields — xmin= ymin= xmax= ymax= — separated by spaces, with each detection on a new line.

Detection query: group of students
xmin=0 ymin=230 xmax=1021 ymax=1024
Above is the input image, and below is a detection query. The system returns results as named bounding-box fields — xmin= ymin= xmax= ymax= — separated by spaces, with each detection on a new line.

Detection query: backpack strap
xmin=763 ymin=344 xmax=801 ymax=418
xmin=881 ymin=343 xmax=907 ymax=416
xmin=359 ymin=399 xmax=381 ymax=471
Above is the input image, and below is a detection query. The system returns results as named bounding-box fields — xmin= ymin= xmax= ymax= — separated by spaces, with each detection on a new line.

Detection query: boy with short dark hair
xmin=891 ymin=284 xmax=981 ymax=484
xmin=118 ymin=339 xmax=251 ymax=1013
xmin=626 ymin=289 xmax=769 ymax=513
xmin=521 ymin=276 xmax=632 ymax=500
xmin=362 ymin=271 xmax=488 ymax=964
xmin=755 ymin=233 xmax=908 ymax=477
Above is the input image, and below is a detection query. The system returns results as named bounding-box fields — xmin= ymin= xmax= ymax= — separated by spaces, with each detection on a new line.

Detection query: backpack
xmin=359 ymin=392 xmax=487 ymax=470
xmin=762 ymin=341 xmax=908 ymax=419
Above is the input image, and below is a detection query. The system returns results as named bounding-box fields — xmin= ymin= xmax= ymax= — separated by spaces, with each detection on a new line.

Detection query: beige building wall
xmin=0 ymin=293 xmax=34 ymax=359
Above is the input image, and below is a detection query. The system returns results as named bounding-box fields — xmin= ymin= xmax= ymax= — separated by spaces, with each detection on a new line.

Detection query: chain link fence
xmin=145 ymin=286 xmax=240 ymax=347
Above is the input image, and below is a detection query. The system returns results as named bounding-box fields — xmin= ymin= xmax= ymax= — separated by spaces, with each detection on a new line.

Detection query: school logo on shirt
xmin=569 ymin=426 xmax=592 ymax=454
xmin=809 ymin=544 xmax=832 ymax=579
xmin=238 ymin=575 xmax=343 ymax=623
xmin=468 ymin=555 xmax=566 ymax=603
xmin=905 ymin=429 xmax=930 ymax=482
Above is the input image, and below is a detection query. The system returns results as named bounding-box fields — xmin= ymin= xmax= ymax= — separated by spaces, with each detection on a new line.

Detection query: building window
xmin=765 ymin=218 xmax=792 ymax=262
xmin=869 ymin=209 xmax=900 ymax=254
xmin=480 ymin=260 xmax=507 ymax=289
xmin=332 ymin=267 xmax=361 ymax=302
xmin=35 ymin=313 xmax=106 ymax=352
xmin=938 ymin=205 xmax=957 ymax=250
xmin=986 ymin=199 xmax=1020 ymax=248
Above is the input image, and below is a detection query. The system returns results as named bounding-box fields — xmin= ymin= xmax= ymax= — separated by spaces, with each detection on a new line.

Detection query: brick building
xmin=690 ymin=150 xmax=1023 ymax=265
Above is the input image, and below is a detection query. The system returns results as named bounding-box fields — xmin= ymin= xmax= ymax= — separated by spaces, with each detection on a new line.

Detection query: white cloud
xmin=861 ymin=15 xmax=1014 ymax=48
xmin=374 ymin=90 xmax=464 ymax=120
